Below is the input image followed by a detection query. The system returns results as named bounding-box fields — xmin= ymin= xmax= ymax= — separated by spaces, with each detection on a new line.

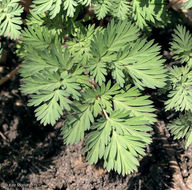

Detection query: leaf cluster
xmin=31 ymin=0 xmax=91 ymax=19
xmin=170 ymin=25 xmax=192 ymax=65
xmin=165 ymin=66 xmax=192 ymax=112
xmin=19 ymin=20 xmax=167 ymax=175
xmin=85 ymin=20 xmax=167 ymax=89
xmin=62 ymin=82 xmax=154 ymax=175
xmin=1 ymin=0 xmax=192 ymax=177
xmin=0 ymin=0 xmax=178 ymax=41
xmin=168 ymin=112 xmax=192 ymax=148
xmin=166 ymin=25 xmax=192 ymax=112
xmin=166 ymin=25 xmax=192 ymax=147
xmin=1 ymin=0 xmax=192 ymax=176
xmin=131 ymin=0 xmax=168 ymax=29
xmin=0 ymin=0 xmax=24 ymax=39
xmin=19 ymin=25 xmax=89 ymax=125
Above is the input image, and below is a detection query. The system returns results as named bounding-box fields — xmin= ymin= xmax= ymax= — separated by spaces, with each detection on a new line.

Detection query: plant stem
xmin=103 ymin=109 xmax=109 ymax=120
xmin=0 ymin=65 xmax=21 ymax=86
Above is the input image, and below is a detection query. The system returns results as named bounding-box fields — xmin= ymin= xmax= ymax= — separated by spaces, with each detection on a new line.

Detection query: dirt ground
xmin=1 ymin=30 xmax=192 ymax=190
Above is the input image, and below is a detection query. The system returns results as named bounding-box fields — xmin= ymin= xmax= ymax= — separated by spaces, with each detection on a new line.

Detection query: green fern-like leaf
xmin=25 ymin=11 xmax=86 ymax=42
xmin=87 ymin=20 xmax=140 ymax=86
xmin=20 ymin=43 xmax=87 ymax=125
xmin=62 ymin=81 xmax=119 ymax=144
xmin=170 ymin=25 xmax=192 ymax=65
xmin=62 ymin=103 xmax=94 ymax=144
xmin=165 ymin=66 xmax=192 ymax=112
xmin=87 ymin=20 xmax=166 ymax=89
xmin=31 ymin=0 xmax=62 ymax=19
xmin=84 ymin=117 xmax=111 ymax=164
xmin=0 ymin=0 xmax=24 ymax=39
xmin=168 ymin=112 xmax=192 ymax=148
xmin=61 ymin=81 xmax=154 ymax=174
xmin=31 ymin=0 xmax=91 ymax=18
xmin=93 ymin=0 xmax=111 ymax=20
xmin=30 ymin=89 xmax=72 ymax=126
xmin=185 ymin=0 xmax=192 ymax=9
xmin=131 ymin=0 xmax=167 ymax=29
xmin=19 ymin=42 xmax=65 ymax=77
xmin=92 ymin=0 xmax=168 ymax=26
xmin=78 ymin=0 xmax=91 ymax=6
xmin=63 ymin=0 xmax=78 ymax=17
xmin=84 ymin=111 xmax=151 ymax=175
xmin=21 ymin=25 xmax=56 ymax=51
xmin=25 ymin=12 xmax=45 ymax=26
xmin=67 ymin=24 xmax=102 ymax=65
xmin=113 ymin=85 xmax=156 ymax=124
xmin=17 ymin=21 xmax=59 ymax=59
xmin=123 ymin=39 xmax=166 ymax=89
xmin=110 ymin=0 xmax=131 ymax=20
xmin=21 ymin=70 xmax=61 ymax=94
xmin=84 ymin=81 xmax=120 ymax=117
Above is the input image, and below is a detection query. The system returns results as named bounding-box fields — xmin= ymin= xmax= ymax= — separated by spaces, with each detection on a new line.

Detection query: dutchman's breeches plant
xmin=1 ymin=0 xmax=192 ymax=175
